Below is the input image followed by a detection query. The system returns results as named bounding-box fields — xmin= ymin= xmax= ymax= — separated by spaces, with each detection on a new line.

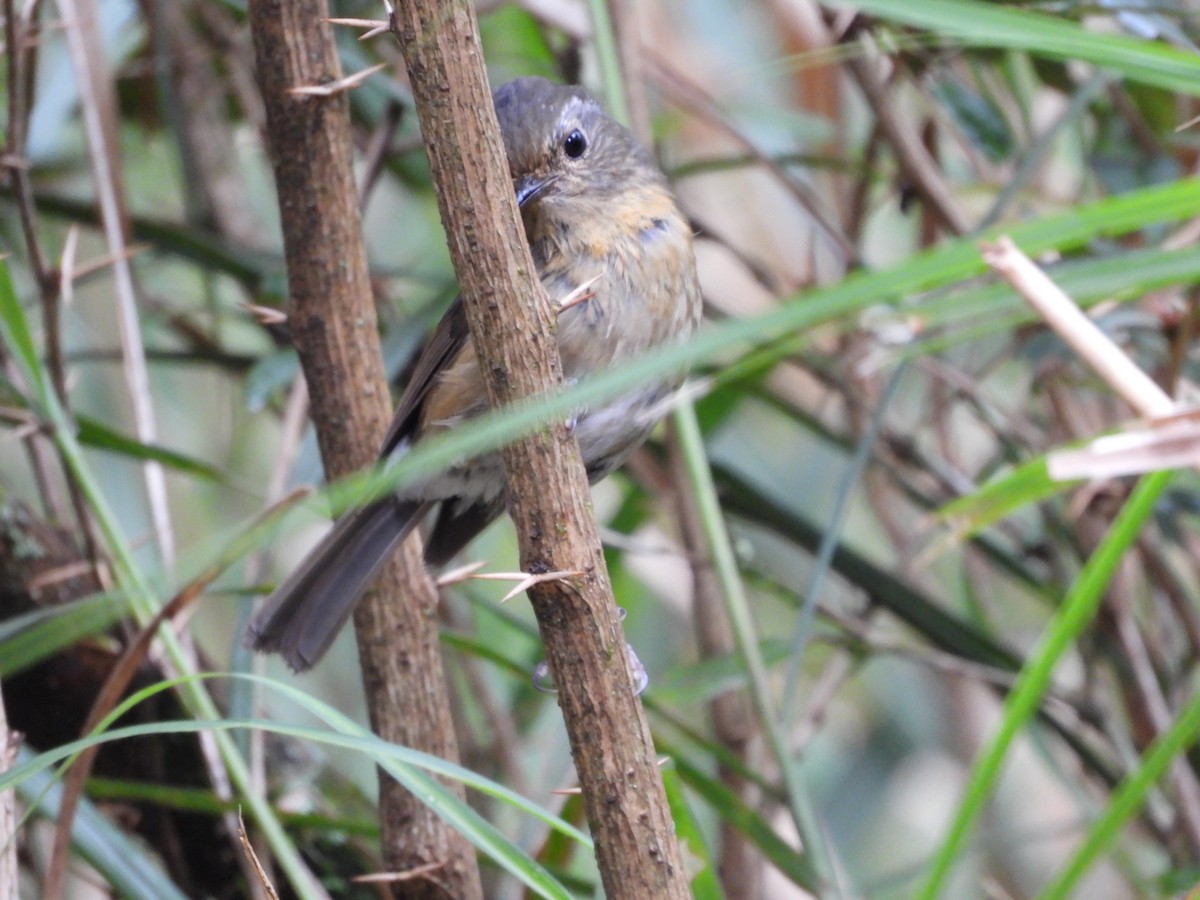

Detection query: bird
xmin=247 ymin=76 xmax=702 ymax=671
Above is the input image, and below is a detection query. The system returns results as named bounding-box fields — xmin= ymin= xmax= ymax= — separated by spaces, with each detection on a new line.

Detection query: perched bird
xmin=248 ymin=76 xmax=702 ymax=671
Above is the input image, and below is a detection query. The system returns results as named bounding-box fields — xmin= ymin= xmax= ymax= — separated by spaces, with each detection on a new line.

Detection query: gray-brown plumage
xmin=248 ymin=77 xmax=701 ymax=671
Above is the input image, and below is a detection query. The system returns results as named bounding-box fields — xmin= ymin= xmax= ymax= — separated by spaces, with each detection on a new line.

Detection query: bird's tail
xmin=247 ymin=498 xmax=428 ymax=671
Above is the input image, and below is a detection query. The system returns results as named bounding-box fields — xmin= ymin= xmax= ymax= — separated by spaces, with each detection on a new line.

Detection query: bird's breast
xmin=533 ymin=188 xmax=700 ymax=376
xmin=419 ymin=185 xmax=700 ymax=437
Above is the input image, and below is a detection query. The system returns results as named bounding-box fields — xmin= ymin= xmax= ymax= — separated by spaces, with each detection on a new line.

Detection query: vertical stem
xmin=672 ymin=400 xmax=830 ymax=892
xmin=387 ymin=1 xmax=689 ymax=895
xmin=246 ymin=4 xmax=482 ymax=897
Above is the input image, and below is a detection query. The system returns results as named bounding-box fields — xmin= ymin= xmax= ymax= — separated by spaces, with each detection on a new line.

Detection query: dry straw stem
xmin=980 ymin=236 xmax=1200 ymax=480
xmin=982 ymin=237 xmax=1174 ymax=418
xmin=386 ymin=0 xmax=689 ymax=895
xmin=238 ymin=811 xmax=281 ymax=900
xmin=58 ymin=0 xmax=176 ymax=570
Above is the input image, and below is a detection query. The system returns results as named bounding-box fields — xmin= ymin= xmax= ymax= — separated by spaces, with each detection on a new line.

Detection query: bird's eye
xmin=562 ymin=129 xmax=588 ymax=159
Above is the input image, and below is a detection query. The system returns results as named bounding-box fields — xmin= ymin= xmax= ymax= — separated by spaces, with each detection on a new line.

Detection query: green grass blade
xmin=0 ymin=256 xmax=323 ymax=897
xmin=934 ymin=456 xmax=1076 ymax=548
xmin=317 ymin=177 xmax=1200 ymax=526
xmin=661 ymin=761 xmax=725 ymax=900
xmin=2 ymin=671 xmax=591 ymax=899
xmin=1038 ymin=691 xmax=1200 ymax=899
xmin=0 ymin=593 xmax=128 ymax=677
xmin=75 ymin=414 xmax=223 ymax=479
xmin=839 ymin=0 xmax=1200 ymax=96
xmin=13 ymin=747 xmax=189 ymax=900
xmin=917 ymin=470 xmax=1174 ymax=898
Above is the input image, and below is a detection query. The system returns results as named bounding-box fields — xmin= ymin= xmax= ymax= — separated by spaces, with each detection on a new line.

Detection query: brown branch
xmin=147 ymin=1 xmax=263 ymax=245
xmin=841 ymin=34 xmax=970 ymax=238
xmin=245 ymin=4 xmax=482 ymax=899
xmin=387 ymin=2 xmax=689 ymax=896
xmin=3 ymin=0 xmax=98 ymax=556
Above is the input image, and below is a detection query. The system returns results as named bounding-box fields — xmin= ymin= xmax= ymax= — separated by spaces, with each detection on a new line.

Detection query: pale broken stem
xmin=326 ymin=17 xmax=391 ymax=40
xmin=59 ymin=0 xmax=175 ymax=569
xmin=981 ymin=236 xmax=1175 ymax=420
xmin=552 ymin=757 xmax=672 ymax=795
xmin=242 ymin=301 xmax=289 ymax=327
xmin=352 ymin=862 xmax=447 ymax=884
xmin=439 ymin=561 xmax=585 ymax=600
xmin=237 ymin=810 xmax=280 ymax=900
xmin=288 ymin=62 xmax=387 ymax=97
xmin=435 ymin=559 xmax=487 ymax=586
xmin=557 ymin=273 xmax=603 ymax=314
xmin=469 ymin=569 xmax=585 ymax=603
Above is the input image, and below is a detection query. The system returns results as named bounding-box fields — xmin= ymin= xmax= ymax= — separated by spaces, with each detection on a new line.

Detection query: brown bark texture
xmin=388 ymin=1 xmax=688 ymax=896
xmin=246 ymin=4 xmax=482 ymax=898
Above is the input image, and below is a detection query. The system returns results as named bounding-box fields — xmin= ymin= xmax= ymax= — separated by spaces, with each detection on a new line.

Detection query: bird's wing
xmin=379 ymin=295 xmax=472 ymax=457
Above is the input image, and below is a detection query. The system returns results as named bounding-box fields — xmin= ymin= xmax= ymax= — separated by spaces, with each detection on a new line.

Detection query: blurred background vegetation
xmin=4 ymin=0 xmax=1200 ymax=897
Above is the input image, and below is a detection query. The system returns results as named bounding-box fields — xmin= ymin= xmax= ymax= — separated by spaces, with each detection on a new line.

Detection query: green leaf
xmin=917 ymin=470 xmax=1174 ymax=898
xmin=840 ymin=0 xmax=1200 ymax=97
xmin=14 ymin=746 xmax=189 ymax=900
xmin=931 ymin=77 xmax=1014 ymax=163
xmin=2 ymin=672 xmax=590 ymax=900
xmin=76 ymin=414 xmax=222 ymax=480
xmin=0 ymin=258 xmax=46 ymax=397
xmin=0 ymin=593 xmax=128 ymax=677
xmin=934 ymin=455 xmax=1076 ymax=549
xmin=661 ymin=761 xmax=725 ymax=899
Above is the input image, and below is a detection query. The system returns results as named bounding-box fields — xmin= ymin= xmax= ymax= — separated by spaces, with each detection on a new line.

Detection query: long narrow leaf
xmin=917 ymin=470 xmax=1173 ymax=898
xmin=839 ymin=0 xmax=1200 ymax=96
xmin=1038 ymin=691 xmax=1200 ymax=899
xmin=13 ymin=747 xmax=188 ymax=900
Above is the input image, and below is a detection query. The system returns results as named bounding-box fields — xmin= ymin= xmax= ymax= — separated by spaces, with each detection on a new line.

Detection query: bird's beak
xmin=515 ymin=173 xmax=556 ymax=208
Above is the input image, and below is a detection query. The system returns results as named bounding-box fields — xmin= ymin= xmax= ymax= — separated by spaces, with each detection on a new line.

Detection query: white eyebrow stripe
xmin=557 ymin=95 xmax=594 ymax=132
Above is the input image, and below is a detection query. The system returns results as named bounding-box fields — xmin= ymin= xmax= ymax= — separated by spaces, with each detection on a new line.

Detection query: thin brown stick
xmin=387 ymin=1 xmax=689 ymax=895
xmin=246 ymin=4 xmax=482 ymax=898
xmin=842 ymin=36 xmax=970 ymax=237
xmin=649 ymin=52 xmax=858 ymax=267
xmin=238 ymin=811 xmax=281 ymax=900
xmin=3 ymin=0 xmax=92 ymax=547
xmin=1138 ymin=539 xmax=1200 ymax=661
xmin=148 ymin=1 xmax=262 ymax=244
xmin=358 ymin=99 xmax=404 ymax=211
